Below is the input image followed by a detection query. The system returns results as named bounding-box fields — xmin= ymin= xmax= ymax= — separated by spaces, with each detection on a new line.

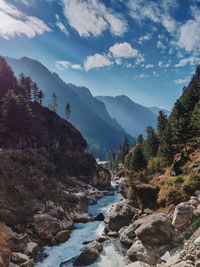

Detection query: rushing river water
xmin=37 ymin=184 xmax=128 ymax=267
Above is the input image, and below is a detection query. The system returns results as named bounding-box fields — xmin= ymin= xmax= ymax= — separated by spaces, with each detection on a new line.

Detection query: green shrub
xmin=147 ymin=157 xmax=166 ymax=175
xmin=165 ymin=189 xmax=182 ymax=205
xmin=183 ymin=175 xmax=200 ymax=194
xmin=174 ymin=175 xmax=184 ymax=186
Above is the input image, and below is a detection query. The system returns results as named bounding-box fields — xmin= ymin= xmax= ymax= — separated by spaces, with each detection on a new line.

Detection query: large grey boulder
xmin=73 ymin=241 xmax=103 ymax=266
xmin=126 ymin=261 xmax=150 ymax=267
xmin=127 ymin=240 xmax=157 ymax=265
xmin=172 ymin=202 xmax=194 ymax=229
xmin=134 ymin=213 xmax=173 ymax=245
xmin=105 ymin=200 xmax=139 ymax=231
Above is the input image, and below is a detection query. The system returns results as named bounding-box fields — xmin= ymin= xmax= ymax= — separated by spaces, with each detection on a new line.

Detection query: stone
xmin=107 ymin=231 xmax=118 ymax=237
xmin=171 ymin=261 xmax=193 ymax=267
xmin=105 ymin=200 xmax=138 ymax=231
xmin=94 ymin=213 xmax=105 ymax=221
xmin=26 ymin=242 xmax=38 ymax=256
xmin=11 ymin=253 xmax=29 ymax=264
xmin=20 ymin=259 xmax=34 ymax=267
xmin=120 ymin=232 xmax=132 ymax=247
xmin=126 ymin=261 xmax=150 ymax=267
xmin=135 ymin=213 xmax=173 ymax=245
xmin=73 ymin=241 xmax=103 ymax=266
xmin=127 ymin=240 xmax=157 ymax=265
xmin=165 ymin=253 xmax=181 ymax=266
xmin=196 ymin=260 xmax=200 ymax=267
xmin=194 ymin=236 xmax=200 ymax=247
xmin=55 ymin=230 xmax=70 ymax=244
xmin=135 ymin=184 xmax=159 ymax=210
xmin=195 ymin=190 xmax=200 ymax=196
xmin=161 ymin=251 xmax=171 ymax=262
xmin=172 ymin=202 xmax=194 ymax=229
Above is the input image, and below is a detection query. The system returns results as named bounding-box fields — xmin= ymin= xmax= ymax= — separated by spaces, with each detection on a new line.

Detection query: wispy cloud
xmin=55 ymin=60 xmax=82 ymax=70
xmin=175 ymin=56 xmax=200 ymax=67
xmin=174 ymin=77 xmax=190 ymax=84
xmin=136 ymin=73 xmax=149 ymax=78
xmin=138 ymin=33 xmax=152 ymax=44
xmin=146 ymin=64 xmax=154 ymax=69
xmin=61 ymin=0 xmax=127 ymax=37
xmin=127 ymin=0 xmax=177 ymax=34
xmin=55 ymin=14 xmax=69 ymax=35
xmin=0 ymin=0 xmax=51 ymax=39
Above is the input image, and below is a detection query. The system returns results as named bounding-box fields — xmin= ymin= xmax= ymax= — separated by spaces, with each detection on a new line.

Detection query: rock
xmin=171 ymin=153 xmax=185 ymax=176
xmin=105 ymin=200 xmax=138 ymax=231
xmin=73 ymin=241 xmax=103 ymax=266
xmin=194 ymin=237 xmax=200 ymax=247
xmin=170 ymin=260 xmax=192 ymax=267
xmin=26 ymin=242 xmax=38 ymax=256
xmin=195 ymin=190 xmax=200 ymax=196
xmin=54 ymin=230 xmax=70 ymax=244
xmin=196 ymin=261 xmax=200 ymax=267
xmin=127 ymin=240 xmax=157 ymax=265
xmin=120 ymin=232 xmax=132 ymax=247
xmin=11 ymin=253 xmax=29 ymax=264
xmin=165 ymin=253 xmax=181 ymax=266
xmin=135 ymin=184 xmax=159 ymax=211
xmin=126 ymin=261 xmax=150 ymax=267
xmin=96 ymin=236 xmax=107 ymax=243
xmin=0 ymin=224 xmax=28 ymax=253
xmin=0 ymin=250 xmax=11 ymax=267
xmin=33 ymin=213 xmax=72 ymax=240
xmin=94 ymin=213 xmax=105 ymax=221
xmin=73 ymin=212 xmax=91 ymax=223
xmin=135 ymin=213 xmax=173 ymax=245
xmin=107 ymin=231 xmax=118 ymax=237
xmin=188 ymin=196 xmax=199 ymax=207
xmin=20 ymin=259 xmax=34 ymax=267
xmin=161 ymin=251 xmax=171 ymax=262
xmin=172 ymin=202 xmax=194 ymax=229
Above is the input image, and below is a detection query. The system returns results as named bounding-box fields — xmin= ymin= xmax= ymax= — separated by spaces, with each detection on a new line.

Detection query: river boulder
xmin=127 ymin=240 xmax=157 ymax=265
xmin=73 ymin=241 xmax=103 ymax=266
xmin=134 ymin=213 xmax=173 ymax=245
xmin=172 ymin=202 xmax=194 ymax=229
xmin=105 ymin=200 xmax=139 ymax=231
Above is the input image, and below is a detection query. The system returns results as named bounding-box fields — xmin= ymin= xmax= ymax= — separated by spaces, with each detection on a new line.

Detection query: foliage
xmin=129 ymin=146 xmax=147 ymax=172
xmin=165 ymin=189 xmax=182 ymax=205
xmin=147 ymin=157 xmax=166 ymax=175
xmin=157 ymin=111 xmax=168 ymax=137
xmin=174 ymin=175 xmax=184 ymax=186
xmin=144 ymin=126 xmax=159 ymax=159
xmin=120 ymin=136 xmax=130 ymax=163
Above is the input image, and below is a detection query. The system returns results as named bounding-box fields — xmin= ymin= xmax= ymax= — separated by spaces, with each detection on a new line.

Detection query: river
xmin=36 ymin=183 xmax=128 ymax=267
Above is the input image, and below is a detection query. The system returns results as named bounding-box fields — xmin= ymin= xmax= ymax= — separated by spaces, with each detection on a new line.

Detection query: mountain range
xmin=96 ymin=95 xmax=158 ymax=137
xmin=7 ymin=56 xmax=165 ymax=158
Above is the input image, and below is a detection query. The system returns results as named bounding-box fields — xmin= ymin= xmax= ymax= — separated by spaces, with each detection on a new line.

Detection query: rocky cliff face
xmin=0 ymin=101 xmax=111 ymax=266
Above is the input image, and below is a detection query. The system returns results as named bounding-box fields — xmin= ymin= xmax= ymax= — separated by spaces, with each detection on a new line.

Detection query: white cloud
xmin=0 ymin=0 xmax=50 ymax=39
xmin=55 ymin=14 xmax=69 ymax=35
xmin=146 ymin=64 xmax=154 ymax=69
xmin=109 ymin=42 xmax=138 ymax=58
xmin=61 ymin=0 xmax=127 ymax=37
xmin=138 ymin=33 xmax=152 ymax=44
xmin=55 ymin=60 xmax=82 ymax=70
xmin=177 ymin=19 xmax=200 ymax=54
xmin=136 ymin=73 xmax=149 ymax=78
xmin=127 ymin=0 xmax=177 ymax=33
xmin=157 ymin=40 xmax=167 ymax=50
xmin=84 ymin=53 xmax=113 ymax=71
xmin=175 ymin=56 xmax=200 ymax=67
xmin=158 ymin=61 xmax=170 ymax=68
xmin=174 ymin=78 xmax=190 ymax=84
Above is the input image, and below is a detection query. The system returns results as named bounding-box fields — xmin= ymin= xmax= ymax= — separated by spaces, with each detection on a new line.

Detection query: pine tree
xmin=137 ymin=134 xmax=144 ymax=145
xmin=130 ymin=146 xmax=146 ymax=172
xmin=18 ymin=74 xmax=33 ymax=100
xmin=65 ymin=103 xmax=71 ymax=120
xmin=31 ymin=82 xmax=39 ymax=102
xmin=170 ymin=100 xmax=192 ymax=157
xmin=144 ymin=126 xmax=159 ymax=159
xmin=120 ymin=136 xmax=130 ymax=163
xmin=1 ymin=91 xmax=33 ymax=148
xmin=52 ymin=92 xmax=58 ymax=112
xmin=158 ymin=123 xmax=175 ymax=164
xmin=192 ymin=100 xmax=200 ymax=135
xmin=157 ymin=111 xmax=168 ymax=137
xmin=37 ymin=90 xmax=44 ymax=105
xmin=0 ymin=57 xmax=18 ymax=98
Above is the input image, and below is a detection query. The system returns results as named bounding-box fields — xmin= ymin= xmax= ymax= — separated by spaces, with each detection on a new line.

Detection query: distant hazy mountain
xmin=7 ymin=57 xmax=133 ymax=159
xmin=147 ymin=106 xmax=170 ymax=116
xmin=96 ymin=95 xmax=157 ymax=137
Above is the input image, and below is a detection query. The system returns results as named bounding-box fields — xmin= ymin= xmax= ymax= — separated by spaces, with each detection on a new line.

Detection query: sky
xmin=0 ymin=0 xmax=200 ymax=109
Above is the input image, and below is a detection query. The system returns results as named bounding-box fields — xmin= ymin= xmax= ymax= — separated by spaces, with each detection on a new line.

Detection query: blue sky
xmin=0 ymin=0 xmax=200 ymax=109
